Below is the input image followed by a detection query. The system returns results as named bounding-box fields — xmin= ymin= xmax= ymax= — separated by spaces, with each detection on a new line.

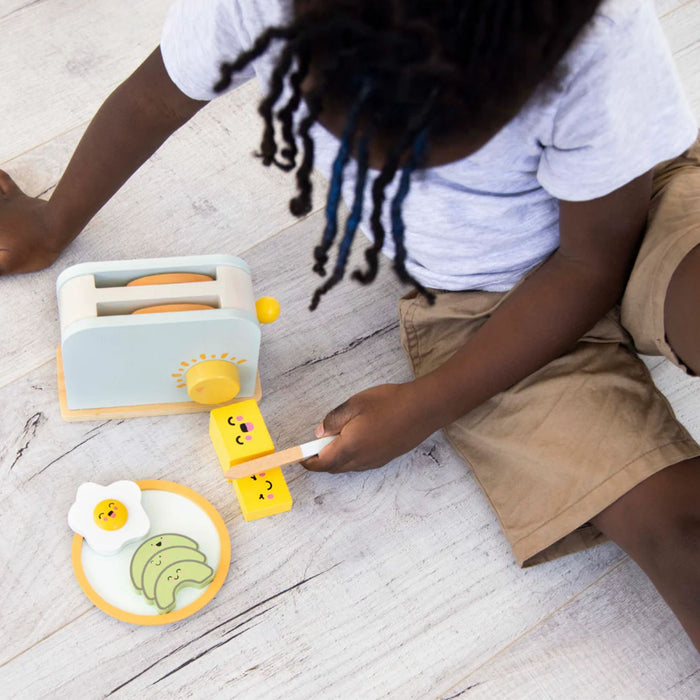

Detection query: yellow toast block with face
xmin=209 ymin=400 xmax=275 ymax=471
xmin=233 ymin=468 xmax=293 ymax=521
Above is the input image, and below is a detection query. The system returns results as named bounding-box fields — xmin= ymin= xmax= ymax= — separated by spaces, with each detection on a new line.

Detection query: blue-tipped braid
xmin=313 ymin=86 xmax=370 ymax=277
xmin=213 ymin=2 xmax=601 ymax=309
xmin=309 ymin=132 xmax=371 ymax=310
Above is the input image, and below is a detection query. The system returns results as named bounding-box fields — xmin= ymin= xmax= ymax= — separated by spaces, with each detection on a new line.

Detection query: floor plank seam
xmin=244 ymin=202 xmax=328 ymax=253
xmin=0 ymin=356 xmax=55 ymax=394
xmin=436 ymin=555 xmax=630 ymax=699
xmin=661 ymin=0 xmax=698 ymax=18
xmin=0 ymin=0 xmax=49 ymax=24
xmin=0 ymin=122 xmax=89 ymax=169
xmin=0 ymin=82 xmax=258 ymax=169
xmin=0 ymin=607 xmax=92 ymax=670
xmin=282 ymin=321 xmax=401 ymax=373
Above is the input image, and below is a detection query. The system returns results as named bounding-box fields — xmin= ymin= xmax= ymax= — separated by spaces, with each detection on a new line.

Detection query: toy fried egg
xmin=68 ymin=481 xmax=150 ymax=555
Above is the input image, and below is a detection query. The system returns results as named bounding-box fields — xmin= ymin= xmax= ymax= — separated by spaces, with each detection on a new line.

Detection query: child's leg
xmin=600 ymin=137 xmax=700 ymax=649
xmin=591 ymin=458 xmax=700 ymax=649
xmin=665 ymin=243 xmax=700 ymax=374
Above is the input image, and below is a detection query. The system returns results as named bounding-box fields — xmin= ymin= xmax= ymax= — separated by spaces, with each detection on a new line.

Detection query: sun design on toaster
xmin=172 ymin=353 xmax=247 ymax=388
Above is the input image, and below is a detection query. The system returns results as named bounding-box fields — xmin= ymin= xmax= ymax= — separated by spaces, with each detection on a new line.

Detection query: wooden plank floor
xmin=1 ymin=1 xmax=698 ymax=697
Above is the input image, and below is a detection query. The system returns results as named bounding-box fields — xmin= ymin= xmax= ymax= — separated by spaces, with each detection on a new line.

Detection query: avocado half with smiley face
xmin=153 ymin=560 xmax=215 ymax=614
xmin=129 ymin=534 xmax=199 ymax=590
xmin=130 ymin=534 xmax=215 ymax=614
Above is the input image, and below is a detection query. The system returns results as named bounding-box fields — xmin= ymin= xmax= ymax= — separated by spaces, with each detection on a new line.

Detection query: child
xmin=0 ymin=0 xmax=698 ymax=647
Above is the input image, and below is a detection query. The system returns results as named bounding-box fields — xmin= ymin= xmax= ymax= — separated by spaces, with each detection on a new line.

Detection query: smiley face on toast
xmin=209 ymin=399 xmax=275 ymax=470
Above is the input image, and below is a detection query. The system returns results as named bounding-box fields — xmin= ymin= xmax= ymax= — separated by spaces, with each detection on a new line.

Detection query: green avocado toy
xmin=129 ymin=534 xmax=199 ymax=590
xmin=130 ymin=533 xmax=215 ymax=613
xmin=153 ymin=560 xmax=215 ymax=614
xmin=140 ymin=546 xmax=207 ymax=600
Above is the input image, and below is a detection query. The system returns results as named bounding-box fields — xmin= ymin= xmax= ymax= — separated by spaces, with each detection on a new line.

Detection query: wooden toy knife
xmin=222 ymin=436 xmax=338 ymax=480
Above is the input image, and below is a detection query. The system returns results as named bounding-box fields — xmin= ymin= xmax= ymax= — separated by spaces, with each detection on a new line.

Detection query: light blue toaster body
xmin=57 ymin=255 xmax=261 ymax=410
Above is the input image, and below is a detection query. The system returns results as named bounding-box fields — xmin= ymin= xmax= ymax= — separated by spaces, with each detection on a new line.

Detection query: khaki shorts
xmin=398 ymin=135 xmax=700 ymax=567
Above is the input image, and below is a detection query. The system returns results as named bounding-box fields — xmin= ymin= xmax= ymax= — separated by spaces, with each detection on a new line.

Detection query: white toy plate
xmin=71 ymin=480 xmax=230 ymax=625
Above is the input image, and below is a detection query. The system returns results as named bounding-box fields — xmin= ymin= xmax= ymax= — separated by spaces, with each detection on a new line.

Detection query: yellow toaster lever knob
xmin=186 ymin=360 xmax=240 ymax=405
xmin=255 ymin=296 xmax=280 ymax=324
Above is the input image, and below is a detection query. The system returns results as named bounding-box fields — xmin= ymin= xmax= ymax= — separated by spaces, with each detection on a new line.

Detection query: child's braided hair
xmin=214 ymin=0 xmax=602 ymax=309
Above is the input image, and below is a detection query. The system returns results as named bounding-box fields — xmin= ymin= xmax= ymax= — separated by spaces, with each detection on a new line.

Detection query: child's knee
xmin=645 ymin=511 xmax=700 ymax=569
xmin=629 ymin=460 xmax=700 ymax=568
xmin=665 ymin=244 xmax=700 ymax=374
xmin=593 ymin=458 xmax=700 ymax=556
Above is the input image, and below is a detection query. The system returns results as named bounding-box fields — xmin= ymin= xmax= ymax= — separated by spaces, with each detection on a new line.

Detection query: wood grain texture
xmin=657 ymin=0 xmax=696 ymax=17
xmin=222 ymin=445 xmax=304 ymax=480
xmin=0 ymin=216 xmax=630 ymax=696
xmin=0 ymin=0 xmax=172 ymax=163
xmin=438 ymin=559 xmax=700 ymax=700
xmin=1 ymin=0 xmax=699 ymax=697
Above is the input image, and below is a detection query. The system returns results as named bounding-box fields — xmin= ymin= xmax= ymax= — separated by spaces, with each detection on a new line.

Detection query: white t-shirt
xmin=161 ymin=0 xmax=697 ymax=292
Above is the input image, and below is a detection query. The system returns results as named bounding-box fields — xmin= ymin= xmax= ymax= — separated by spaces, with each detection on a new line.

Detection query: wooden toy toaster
xmin=56 ymin=255 xmax=278 ymax=421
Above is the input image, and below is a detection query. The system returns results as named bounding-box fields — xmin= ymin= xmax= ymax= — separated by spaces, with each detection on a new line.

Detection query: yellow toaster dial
xmin=210 ymin=400 xmax=275 ymax=470
xmin=186 ymin=360 xmax=241 ymax=405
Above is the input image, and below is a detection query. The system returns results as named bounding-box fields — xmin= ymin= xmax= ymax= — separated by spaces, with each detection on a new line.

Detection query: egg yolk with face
xmin=93 ymin=499 xmax=128 ymax=530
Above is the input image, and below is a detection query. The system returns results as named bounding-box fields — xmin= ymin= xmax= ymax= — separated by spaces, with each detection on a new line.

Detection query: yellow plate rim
xmin=71 ymin=479 xmax=231 ymax=626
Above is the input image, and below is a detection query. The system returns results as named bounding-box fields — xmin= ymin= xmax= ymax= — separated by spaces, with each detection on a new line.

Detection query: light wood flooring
xmin=1 ymin=0 xmax=699 ymax=697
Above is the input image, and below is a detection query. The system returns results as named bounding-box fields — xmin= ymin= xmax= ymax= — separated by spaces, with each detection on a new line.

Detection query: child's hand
xmin=301 ymin=383 xmax=437 ymax=473
xmin=0 ymin=170 xmax=67 ymax=274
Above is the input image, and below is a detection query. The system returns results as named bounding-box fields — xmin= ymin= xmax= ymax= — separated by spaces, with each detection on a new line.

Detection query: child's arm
xmin=304 ymin=171 xmax=653 ymax=473
xmin=0 ymin=47 xmax=207 ymax=274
